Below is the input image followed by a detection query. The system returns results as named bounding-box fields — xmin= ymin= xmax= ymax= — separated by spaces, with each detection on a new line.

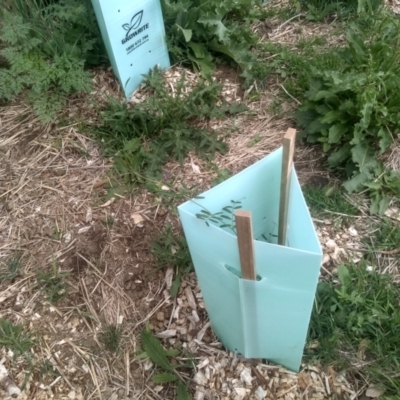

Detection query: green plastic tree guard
xmin=91 ymin=0 xmax=170 ymax=99
xmin=178 ymin=148 xmax=322 ymax=372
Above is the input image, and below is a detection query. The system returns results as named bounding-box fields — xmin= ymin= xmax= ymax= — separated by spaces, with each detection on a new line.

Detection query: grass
xmin=0 ymin=252 xmax=23 ymax=282
xmin=363 ymin=218 xmax=400 ymax=253
xmin=303 ymin=184 xmax=359 ymax=217
xmin=0 ymin=318 xmax=34 ymax=357
xmin=252 ymin=39 xmax=343 ymax=99
xmin=36 ymin=259 xmax=70 ymax=303
xmin=100 ymin=324 xmax=123 ymax=353
xmin=306 ymin=262 xmax=400 ymax=395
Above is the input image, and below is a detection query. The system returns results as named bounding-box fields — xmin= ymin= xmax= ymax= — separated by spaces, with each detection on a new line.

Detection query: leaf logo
xmin=122 ymin=11 xmax=143 ymax=38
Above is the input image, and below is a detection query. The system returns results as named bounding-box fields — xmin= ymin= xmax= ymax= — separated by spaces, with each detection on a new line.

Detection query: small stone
xmin=348 ymin=226 xmax=358 ymax=237
xmin=326 ymin=239 xmax=336 ymax=249
xmin=255 ymin=386 xmax=267 ymax=399
xmin=156 ymin=312 xmax=164 ymax=321
xmin=67 ymin=391 xmax=76 ymax=400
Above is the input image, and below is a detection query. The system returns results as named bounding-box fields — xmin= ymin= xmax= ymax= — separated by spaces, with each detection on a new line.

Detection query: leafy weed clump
xmin=307 ymin=263 xmax=400 ymax=395
xmin=100 ymin=324 xmax=123 ymax=353
xmin=161 ymin=0 xmax=262 ymax=82
xmin=151 ymin=224 xmax=193 ymax=297
xmin=36 ymin=260 xmax=70 ymax=303
xmin=296 ymin=0 xmax=381 ymax=21
xmin=0 ymin=0 xmax=105 ymax=122
xmin=141 ymin=328 xmax=193 ymax=398
xmin=94 ymin=68 xmax=247 ymax=183
xmin=295 ymin=13 xmax=400 ymax=213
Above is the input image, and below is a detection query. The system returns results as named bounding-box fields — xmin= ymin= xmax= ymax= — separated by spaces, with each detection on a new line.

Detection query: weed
xmin=307 ymin=263 xmax=400 ymax=395
xmin=211 ymin=168 xmax=231 ymax=186
xmin=100 ymin=324 xmax=123 ymax=353
xmin=151 ymin=225 xmax=193 ymax=297
xmin=296 ymin=12 xmax=400 ymax=213
xmin=0 ymin=0 xmax=105 ymax=122
xmin=93 ymin=68 xmax=247 ymax=184
xmin=0 ymin=318 xmax=34 ymax=357
xmin=363 ymin=218 xmax=400 ymax=253
xmin=161 ymin=0 xmax=261 ymax=81
xmin=39 ymin=360 xmax=59 ymax=378
xmin=36 ymin=259 xmax=70 ymax=303
xmin=252 ymin=40 xmax=341 ymax=97
xmin=0 ymin=252 xmax=23 ymax=282
xmin=141 ymin=328 xmax=193 ymax=398
xmin=303 ymin=185 xmax=359 ymax=216
xmin=296 ymin=0 xmax=381 ymax=21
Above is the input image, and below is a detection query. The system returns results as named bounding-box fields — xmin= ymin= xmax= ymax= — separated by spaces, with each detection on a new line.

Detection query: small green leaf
xmin=170 ymin=274 xmax=181 ymax=298
xmin=141 ymin=330 xmax=174 ymax=372
xmin=338 ymin=265 xmax=351 ymax=288
xmin=177 ymin=382 xmax=192 ymax=400
xmin=165 ymin=349 xmax=180 ymax=357
xmin=328 ymin=124 xmax=347 ymax=144
xmin=377 ymin=127 xmax=392 ymax=153
xmin=176 ymin=25 xmax=192 ymax=42
xmin=152 ymin=373 xmax=178 ymax=383
xmin=135 ymin=351 xmax=148 ymax=359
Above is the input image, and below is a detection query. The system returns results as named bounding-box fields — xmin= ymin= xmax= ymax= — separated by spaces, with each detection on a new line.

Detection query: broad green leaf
xmin=141 ymin=330 xmax=174 ymax=372
xmin=198 ymin=16 xmax=227 ymax=42
xmin=328 ymin=124 xmax=347 ymax=144
xmin=135 ymin=351 xmax=148 ymax=359
xmin=378 ymin=194 xmax=391 ymax=215
xmin=363 ymin=182 xmax=381 ymax=190
xmin=314 ymin=90 xmax=337 ymax=101
xmin=177 ymin=382 xmax=192 ymax=400
xmin=327 ymin=144 xmax=352 ymax=167
xmin=343 ymin=172 xmax=369 ymax=192
xmin=320 ymin=111 xmax=343 ymax=124
xmin=176 ymin=25 xmax=192 ymax=42
xmin=377 ymin=127 xmax=392 ymax=153
xmin=165 ymin=349 xmax=180 ymax=357
xmin=170 ymin=274 xmax=181 ymax=298
xmin=338 ymin=265 xmax=351 ymax=288
xmin=152 ymin=373 xmax=178 ymax=383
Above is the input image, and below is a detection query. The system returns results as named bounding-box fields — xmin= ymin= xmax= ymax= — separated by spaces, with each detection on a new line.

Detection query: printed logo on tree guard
xmin=121 ymin=10 xmax=149 ymax=45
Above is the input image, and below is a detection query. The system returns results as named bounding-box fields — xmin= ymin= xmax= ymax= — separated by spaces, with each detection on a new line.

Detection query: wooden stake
xmin=235 ymin=210 xmax=256 ymax=280
xmin=278 ymin=128 xmax=296 ymax=246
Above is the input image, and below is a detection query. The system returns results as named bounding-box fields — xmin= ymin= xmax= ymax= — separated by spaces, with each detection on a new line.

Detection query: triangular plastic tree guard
xmin=91 ymin=0 xmax=170 ymax=99
xmin=178 ymin=148 xmax=323 ymax=372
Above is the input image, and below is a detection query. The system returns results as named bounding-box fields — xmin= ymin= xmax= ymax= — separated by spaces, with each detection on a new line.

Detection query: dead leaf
xmin=131 ymin=213 xmax=144 ymax=225
xmin=100 ymin=197 xmax=115 ymax=207
xmin=365 ymin=385 xmax=385 ymax=398
xmin=191 ymin=159 xmax=201 ymax=174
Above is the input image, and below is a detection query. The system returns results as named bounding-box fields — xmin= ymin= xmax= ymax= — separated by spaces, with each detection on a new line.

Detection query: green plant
xmin=363 ymin=218 xmax=400 ymax=253
xmin=100 ymin=324 xmax=123 ymax=353
xmin=252 ymin=40 xmax=341 ymax=97
xmin=303 ymin=184 xmax=359 ymax=216
xmin=295 ymin=0 xmax=381 ymax=21
xmin=0 ymin=252 xmax=23 ymax=282
xmin=307 ymin=263 xmax=400 ymax=395
xmin=0 ymin=318 xmax=34 ymax=357
xmin=36 ymin=259 xmax=70 ymax=303
xmin=295 ymin=13 xmax=400 ymax=214
xmin=0 ymin=0 xmax=105 ymax=122
xmin=93 ymin=68 xmax=247 ymax=183
xmin=161 ymin=0 xmax=261 ymax=81
xmin=151 ymin=225 xmax=193 ymax=297
xmin=141 ymin=328 xmax=193 ymax=399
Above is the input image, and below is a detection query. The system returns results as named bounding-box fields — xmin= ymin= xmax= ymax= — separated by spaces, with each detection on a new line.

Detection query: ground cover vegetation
xmin=1 ymin=0 xmax=400 ymax=398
